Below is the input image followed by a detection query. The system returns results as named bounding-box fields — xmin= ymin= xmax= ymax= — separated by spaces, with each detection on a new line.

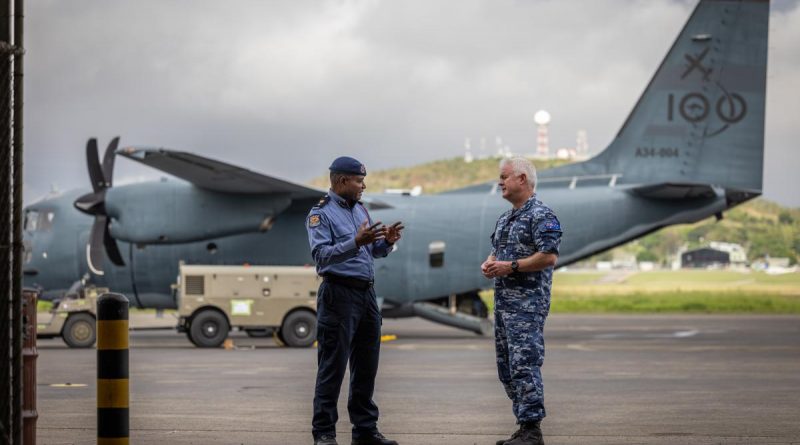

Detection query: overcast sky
xmin=24 ymin=0 xmax=800 ymax=207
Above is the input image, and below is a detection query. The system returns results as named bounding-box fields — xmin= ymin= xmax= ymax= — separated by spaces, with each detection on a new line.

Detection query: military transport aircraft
xmin=22 ymin=0 xmax=769 ymax=339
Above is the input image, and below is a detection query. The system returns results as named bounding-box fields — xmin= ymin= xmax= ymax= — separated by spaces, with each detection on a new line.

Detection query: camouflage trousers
xmin=494 ymin=304 xmax=547 ymax=423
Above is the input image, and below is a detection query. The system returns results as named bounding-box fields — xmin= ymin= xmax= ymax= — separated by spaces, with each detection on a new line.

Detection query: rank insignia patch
xmin=309 ymin=214 xmax=321 ymax=227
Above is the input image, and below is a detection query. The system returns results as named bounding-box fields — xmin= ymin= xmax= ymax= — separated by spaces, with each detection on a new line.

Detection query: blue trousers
xmin=495 ymin=308 xmax=547 ymax=423
xmin=312 ymin=281 xmax=382 ymax=439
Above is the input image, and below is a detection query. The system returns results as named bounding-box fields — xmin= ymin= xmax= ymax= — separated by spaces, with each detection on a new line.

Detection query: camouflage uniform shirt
xmin=491 ymin=194 xmax=562 ymax=314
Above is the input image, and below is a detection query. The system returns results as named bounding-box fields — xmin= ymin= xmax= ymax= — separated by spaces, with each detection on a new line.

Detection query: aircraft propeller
xmin=74 ymin=137 xmax=125 ymax=273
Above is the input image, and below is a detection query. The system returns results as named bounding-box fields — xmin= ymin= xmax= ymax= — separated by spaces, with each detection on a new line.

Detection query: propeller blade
xmin=103 ymin=220 xmax=125 ymax=266
xmin=82 ymin=137 xmax=125 ymax=271
xmin=102 ymin=136 xmax=119 ymax=187
xmin=87 ymin=216 xmax=108 ymax=275
xmin=86 ymin=138 xmax=104 ymax=193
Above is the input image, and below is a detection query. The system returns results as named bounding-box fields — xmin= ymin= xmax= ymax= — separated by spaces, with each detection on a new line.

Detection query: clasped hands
xmin=355 ymin=220 xmax=405 ymax=247
xmin=481 ymin=258 xmax=514 ymax=278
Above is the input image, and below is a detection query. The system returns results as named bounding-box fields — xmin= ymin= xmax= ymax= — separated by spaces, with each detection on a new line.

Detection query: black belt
xmin=322 ymin=273 xmax=373 ymax=290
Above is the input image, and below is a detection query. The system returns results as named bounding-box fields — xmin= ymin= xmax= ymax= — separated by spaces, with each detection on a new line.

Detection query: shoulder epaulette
xmin=313 ymin=195 xmax=330 ymax=209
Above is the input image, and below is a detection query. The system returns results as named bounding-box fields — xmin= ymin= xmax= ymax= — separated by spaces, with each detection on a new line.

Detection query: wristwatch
xmin=510 ymin=260 xmax=519 ymax=273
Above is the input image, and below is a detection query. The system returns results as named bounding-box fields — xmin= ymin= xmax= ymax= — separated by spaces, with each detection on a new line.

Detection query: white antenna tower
xmin=534 ymin=110 xmax=551 ymax=159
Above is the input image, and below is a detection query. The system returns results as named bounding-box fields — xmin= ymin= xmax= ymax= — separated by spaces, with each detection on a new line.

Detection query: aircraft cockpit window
xmin=24 ymin=210 xmax=39 ymax=232
xmin=24 ymin=209 xmax=55 ymax=232
xmin=429 ymin=241 xmax=445 ymax=268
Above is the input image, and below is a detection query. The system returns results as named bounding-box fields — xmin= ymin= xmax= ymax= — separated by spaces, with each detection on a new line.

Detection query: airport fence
xmin=1 ymin=0 xmax=25 ymax=443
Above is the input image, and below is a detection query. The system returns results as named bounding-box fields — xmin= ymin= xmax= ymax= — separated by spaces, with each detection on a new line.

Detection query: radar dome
xmin=534 ymin=110 xmax=551 ymax=125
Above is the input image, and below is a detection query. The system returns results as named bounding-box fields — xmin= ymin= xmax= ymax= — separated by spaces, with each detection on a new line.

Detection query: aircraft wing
xmin=118 ymin=147 xmax=324 ymax=198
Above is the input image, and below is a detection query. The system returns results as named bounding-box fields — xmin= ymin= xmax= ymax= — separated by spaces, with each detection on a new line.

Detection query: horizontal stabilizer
xmin=118 ymin=147 xmax=323 ymax=198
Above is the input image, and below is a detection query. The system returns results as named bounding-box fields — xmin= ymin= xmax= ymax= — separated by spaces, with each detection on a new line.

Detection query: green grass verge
xmin=552 ymin=291 xmax=800 ymax=313
xmin=480 ymin=289 xmax=800 ymax=313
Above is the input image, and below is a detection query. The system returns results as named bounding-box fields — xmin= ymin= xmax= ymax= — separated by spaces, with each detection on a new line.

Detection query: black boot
xmin=504 ymin=421 xmax=543 ymax=445
xmin=351 ymin=431 xmax=398 ymax=445
xmin=314 ymin=433 xmax=338 ymax=445
xmin=496 ymin=426 xmax=522 ymax=445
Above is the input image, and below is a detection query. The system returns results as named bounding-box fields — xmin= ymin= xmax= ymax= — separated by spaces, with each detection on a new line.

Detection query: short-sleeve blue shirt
xmin=306 ymin=190 xmax=393 ymax=281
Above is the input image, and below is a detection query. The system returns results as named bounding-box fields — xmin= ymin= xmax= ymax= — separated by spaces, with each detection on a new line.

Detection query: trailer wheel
xmin=62 ymin=313 xmax=96 ymax=348
xmin=280 ymin=311 xmax=316 ymax=348
xmin=189 ymin=309 xmax=229 ymax=348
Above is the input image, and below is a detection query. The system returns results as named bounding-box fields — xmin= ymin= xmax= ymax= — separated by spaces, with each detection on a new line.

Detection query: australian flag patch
xmin=544 ymin=219 xmax=561 ymax=231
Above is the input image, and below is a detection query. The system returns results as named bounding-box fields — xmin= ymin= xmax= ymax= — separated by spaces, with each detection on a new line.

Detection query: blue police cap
xmin=329 ymin=156 xmax=367 ymax=176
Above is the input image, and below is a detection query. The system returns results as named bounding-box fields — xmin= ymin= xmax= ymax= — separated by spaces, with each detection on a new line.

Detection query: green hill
xmin=628 ymin=199 xmax=800 ymax=265
xmin=309 ymin=157 xmax=571 ymax=195
xmin=309 ymin=156 xmax=799 ymax=265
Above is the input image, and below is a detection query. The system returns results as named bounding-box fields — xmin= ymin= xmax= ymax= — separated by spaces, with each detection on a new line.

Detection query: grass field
xmin=480 ymin=269 xmax=800 ymax=313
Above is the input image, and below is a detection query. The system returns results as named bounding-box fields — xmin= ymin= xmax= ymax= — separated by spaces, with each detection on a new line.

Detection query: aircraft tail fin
xmin=542 ymin=0 xmax=769 ymax=198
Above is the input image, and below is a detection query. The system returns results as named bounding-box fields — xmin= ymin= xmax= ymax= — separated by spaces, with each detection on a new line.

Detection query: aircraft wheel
xmin=280 ymin=311 xmax=316 ymax=348
xmin=62 ymin=312 xmax=96 ymax=348
xmin=189 ymin=309 xmax=229 ymax=348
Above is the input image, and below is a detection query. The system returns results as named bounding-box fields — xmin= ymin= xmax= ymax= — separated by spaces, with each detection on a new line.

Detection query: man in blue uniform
xmin=306 ymin=156 xmax=404 ymax=445
xmin=481 ymin=157 xmax=562 ymax=445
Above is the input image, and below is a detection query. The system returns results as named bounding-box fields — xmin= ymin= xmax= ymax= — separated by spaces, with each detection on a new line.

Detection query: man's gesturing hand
xmin=355 ymin=220 xmax=386 ymax=247
xmin=385 ymin=221 xmax=404 ymax=244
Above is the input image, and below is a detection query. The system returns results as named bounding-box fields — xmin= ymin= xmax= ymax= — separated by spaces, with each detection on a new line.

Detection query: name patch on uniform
xmin=309 ymin=214 xmax=321 ymax=227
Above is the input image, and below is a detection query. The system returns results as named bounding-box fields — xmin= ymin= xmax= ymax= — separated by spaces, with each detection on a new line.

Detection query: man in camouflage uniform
xmin=482 ymin=157 xmax=562 ymax=445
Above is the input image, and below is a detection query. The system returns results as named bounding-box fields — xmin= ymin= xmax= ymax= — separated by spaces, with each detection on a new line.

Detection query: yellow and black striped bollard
xmin=97 ymin=293 xmax=129 ymax=445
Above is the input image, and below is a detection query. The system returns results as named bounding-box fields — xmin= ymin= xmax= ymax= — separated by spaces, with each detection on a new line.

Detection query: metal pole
xmin=11 ymin=0 xmax=24 ymax=441
xmin=0 ymin=0 xmax=14 ymax=441
xmin=97 ymin=293 xmax=130 ymax=445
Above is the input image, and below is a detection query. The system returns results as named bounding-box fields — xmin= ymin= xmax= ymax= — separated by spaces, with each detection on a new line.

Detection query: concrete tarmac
xmin=35 ymin=314 xmax=800 ymax=445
